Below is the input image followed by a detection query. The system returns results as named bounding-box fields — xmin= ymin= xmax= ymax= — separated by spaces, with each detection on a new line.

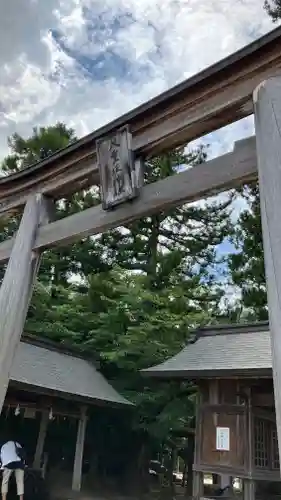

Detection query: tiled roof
xmin=10 ymin=338 xmax=131 ymax=406
xmin=143 ymin=322 xmax=272 ymax=378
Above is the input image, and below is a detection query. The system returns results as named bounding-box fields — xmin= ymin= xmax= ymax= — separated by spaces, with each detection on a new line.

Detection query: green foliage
xmin=0 ymin=122 xmax=233 ymax=473
xmin=228 ymin=183 xmax=267 ymax=321
xmin=100 ymin=146 xmax=232 ymax=287
xmin=264 ymin=0 xmax=281 ymax=21
xmin=2 ymin=123 xmax=76 ymax=173
xmin=26 ymin=267 xmax=218 ymax=440
xmin=0 ymin=123 xmax=104 ymax=288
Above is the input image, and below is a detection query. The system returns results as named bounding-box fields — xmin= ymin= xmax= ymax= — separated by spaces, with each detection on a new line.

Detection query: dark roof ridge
xmin=21 ymin=333 xmax=100 ymax=367
xmin=198 ymin=320 xmax=269 ymax=337
xmin=188 ymin=320 xmax=269 ymax=344
xmin=143 ymin=321 xmax=272 ymax=378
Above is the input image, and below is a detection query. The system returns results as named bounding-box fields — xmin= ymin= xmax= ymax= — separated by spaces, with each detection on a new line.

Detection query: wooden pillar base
xmin=192 ymin=471 xmax=203 ymax=499
xmin=220 ymin=474 xmax=232 ymax=489
xmin=72 ymin=407 xmax=88 ymax=492
xmin=33 ymin=410 xmax=49 ymax=469
xmin=244 ymin=478 xmax=255 ymax=500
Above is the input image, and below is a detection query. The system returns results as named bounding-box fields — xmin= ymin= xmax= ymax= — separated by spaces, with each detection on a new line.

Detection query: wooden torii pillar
xmin=0 ymin=195 xmax=52 ymax=413
xmin=254 ymin=77 xmax=281 ymax=475
xmin=1 ymin=71 xmax=281 ymax=500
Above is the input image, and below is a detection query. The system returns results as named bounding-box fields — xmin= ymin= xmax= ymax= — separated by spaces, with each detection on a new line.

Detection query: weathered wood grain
xmin=0 ymin=136 xmax=257 ymax=263
xmin=0 ymin=27 xmax=280 ymax=213
xmin=193 ymin=392 xmax=204 ymax=499
xmin=72 ymin=407 xmax=87 ymax=491
xmin=0 ymin=195 xmax=52 ymax=413
xmin=253 ymin=76 xmax=281 ymax=474
xmin=244 ymin=388 xmax=255 ymax=499
xmin=33 ymin=410 xmax=49 ymax=469
xmin=0 ymin=153 xmax=96 ymax=216
xmin=97 ymin=126 xmax=142 ymax=209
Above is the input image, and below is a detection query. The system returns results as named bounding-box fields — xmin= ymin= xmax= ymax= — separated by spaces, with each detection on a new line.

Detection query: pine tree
xmin=264 ymin=0 xmax=281 ymax=21
xmin=0 ymin=123 xmax=234 ymax=489
xmin=228 ymin=182 xmax=267 ymax=321
xmin=99 ymin=146 xmax=232 ymax=291
xmin=228 ymin=2 xmax=277 ymax=319
xmin=1 ymin=129 xmax=232 ymax=297
xmin=0 ymin=124 xmax=106 ymax=290
xmin=25 ymin=266 xmax=218 ymax=439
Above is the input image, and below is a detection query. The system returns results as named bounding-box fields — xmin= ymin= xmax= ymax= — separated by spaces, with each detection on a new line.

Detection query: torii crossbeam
xmin=0 ymin=24 xmax=281 ymax=499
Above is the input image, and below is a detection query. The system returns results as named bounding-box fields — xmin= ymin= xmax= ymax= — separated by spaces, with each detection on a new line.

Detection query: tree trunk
xmin=147 ymin=215 xmax=160 ymax=281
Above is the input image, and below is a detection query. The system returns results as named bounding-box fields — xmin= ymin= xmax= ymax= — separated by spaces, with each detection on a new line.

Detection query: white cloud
xmin=195 ymin=116 xmax=256 ymax=158
xmin=0 ymin=0 xmax=277 ymax=160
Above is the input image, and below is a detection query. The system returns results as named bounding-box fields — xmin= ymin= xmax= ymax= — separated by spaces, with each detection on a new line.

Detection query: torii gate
xmin=0 ymin=22 xmax=281 ymax=490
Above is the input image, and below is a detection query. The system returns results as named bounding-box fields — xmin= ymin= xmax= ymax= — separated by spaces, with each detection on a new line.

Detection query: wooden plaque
xmin=96 ymin=126 xmax=143 ymax=210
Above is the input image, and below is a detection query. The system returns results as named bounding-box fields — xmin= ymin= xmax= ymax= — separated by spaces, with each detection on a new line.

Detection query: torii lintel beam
xmin=0 ymin=26 xmax=281 ymax=213
xmin=0 ymin=136 xmax=257 ymax=264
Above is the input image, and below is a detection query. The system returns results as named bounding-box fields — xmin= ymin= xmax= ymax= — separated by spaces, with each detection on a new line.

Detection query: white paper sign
xmin=216 ymin=427 xmax=230 ymax=451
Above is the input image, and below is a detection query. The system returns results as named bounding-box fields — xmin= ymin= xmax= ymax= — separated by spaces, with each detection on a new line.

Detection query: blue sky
xmin=0 ymin=0 xmax=278 ymax=295
xmin=0 ymin=0 xmax=276 ymax=161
